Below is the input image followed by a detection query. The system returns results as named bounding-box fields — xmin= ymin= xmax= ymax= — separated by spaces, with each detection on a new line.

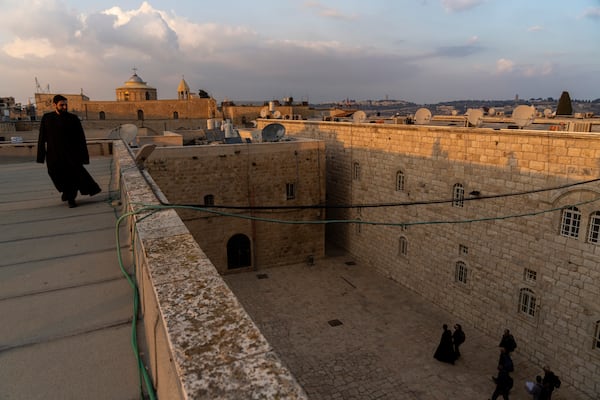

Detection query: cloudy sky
xmin=1 ymin=0 xmax=599 ymax=106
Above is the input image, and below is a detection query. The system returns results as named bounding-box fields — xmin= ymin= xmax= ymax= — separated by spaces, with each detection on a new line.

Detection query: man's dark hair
xmin=53 ymin=94 xmax=67 ymax=104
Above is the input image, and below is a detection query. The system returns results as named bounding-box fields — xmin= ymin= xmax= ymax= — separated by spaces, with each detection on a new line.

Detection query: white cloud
xmin=496 ymin=58 xmax=515 ymax=73
xmin=527 ymin=25 xmax=543 ymax=32
xmin=302 ymin=1 xmax=358 ymax=20
xmin=441 ymin=0 xmax=484 ymax=13
xmin=582 ymin=7 xmax=600 ymax=19
xmin=2 ymin=37 xmax=56 ymax=59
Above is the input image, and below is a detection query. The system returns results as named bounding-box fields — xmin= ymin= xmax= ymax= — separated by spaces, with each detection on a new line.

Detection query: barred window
xmin=353 ymin=162 xmax=361 ymax=180
xmin=595 ymin=320 xmax=600 ymax=350
xmin=455 ymin=261 xmax=468 ymax=284
xmin=286 ymin=183 xmax=296 ymax=200
xmin=523 ymin=268 xmax=537 ymax=283
xmin=452 ymin=183 xmax=464 ymax=207
xmin=203 ymin=194 xmax=214 ymax=206
xmin=560 ymin=206 xmax=581 ymax=238
xmin=396 ymin=170 xmax=405 ymax=191
xmin=519 ymin=288 xmax=537 ymax=317
xmin=587 ymin=211 xmax=600 ymax=243
xmin=399 ymin=236 xmax=408 ymax=256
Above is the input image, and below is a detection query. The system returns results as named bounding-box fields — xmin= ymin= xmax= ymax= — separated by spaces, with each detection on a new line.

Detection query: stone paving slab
xmin=224 ymin=253 xmax=585 ymax=400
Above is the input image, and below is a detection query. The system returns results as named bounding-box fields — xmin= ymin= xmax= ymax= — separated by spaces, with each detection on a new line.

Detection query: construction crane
xmin=34 ymin=77 xmax=50 ymax=93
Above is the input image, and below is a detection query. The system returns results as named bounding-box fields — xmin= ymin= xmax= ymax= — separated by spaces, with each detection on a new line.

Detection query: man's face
xmin=55 ymin=100 xmax=68 ymax=114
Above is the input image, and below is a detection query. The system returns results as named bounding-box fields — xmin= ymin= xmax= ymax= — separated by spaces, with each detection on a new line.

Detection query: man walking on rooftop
xmin=37 ymin=94 xmax=101 ymax=208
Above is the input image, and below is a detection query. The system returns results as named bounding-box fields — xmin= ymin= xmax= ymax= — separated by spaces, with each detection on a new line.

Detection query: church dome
xmin=122 ymin=72 xmax=154 ymax=89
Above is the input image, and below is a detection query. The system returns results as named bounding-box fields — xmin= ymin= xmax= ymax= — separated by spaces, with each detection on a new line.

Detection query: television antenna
xmin=466 ymin=108 xmax=484 ymax=127
xmin=353 ymin=110 xmax=367 ymax=123
xmin=414 ymin=108 xmax=432 ymax=125
xmin=512 ymin=105 xmax=535 ymax=128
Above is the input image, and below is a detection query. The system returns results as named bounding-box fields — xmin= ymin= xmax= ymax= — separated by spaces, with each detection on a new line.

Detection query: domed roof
xmin=117 ymin=69 xmax=155 ymax=90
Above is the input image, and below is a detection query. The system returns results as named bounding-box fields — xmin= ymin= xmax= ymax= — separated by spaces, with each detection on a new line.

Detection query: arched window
xmin=137 ymin=110 xmax=144 ymax=121
xmin=99 ymin=111 xmax=105 ymax=120
xmin=145 ymin=91 xmax=150 ymax=100
xmin=203 ymin=194 xmax=214 ymax=206
xmin=398 ymin=236 xmax=408 ymax=256
xmin=173 ymin=111 xmax=179 ymax=120
xmin=455 ymin=261 xmax=468 ymax=284
xmin=519 ymin=288 xmax=537 ymax=317
xmin=124 ymin=92 xmax=129 ymax=101
xmin=560 ymin=206 xmax=581 ymax=238
xmin=227 ymin=234 xmax=251 ymax=269
xmin=452 ymin=183 xmax=464 ymax=207
xmin=587 ymin=211 xmax=600 ymax=243
xmin=396 ymin=170 xmax=405 ymax=191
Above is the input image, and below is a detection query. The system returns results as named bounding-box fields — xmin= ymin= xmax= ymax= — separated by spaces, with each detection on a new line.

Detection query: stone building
xmin=34 ymin=71 xmax=217 ymax=122
xmin=144 ymin=138 xmax=327 ymax=274
xmin=249 ymin=119 xmax=600 ymax=399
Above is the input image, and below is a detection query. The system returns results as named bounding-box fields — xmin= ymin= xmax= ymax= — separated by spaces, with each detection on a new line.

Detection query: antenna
xmin=512 ymin=105 xmax=535 ymax=128
xmin=414 ymin=108 xmax=432 ymax=125
xmin=353 ymin=110 xmax=367 ymax=123
xmin=261 ymin=123 xmax=286 ymax=142
xmin=466 ymin=108 xmax=484 ymax=127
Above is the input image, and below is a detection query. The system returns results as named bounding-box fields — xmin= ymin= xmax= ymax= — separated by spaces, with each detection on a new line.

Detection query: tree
xmin=556 ymin=91 xmax=573 ymax=115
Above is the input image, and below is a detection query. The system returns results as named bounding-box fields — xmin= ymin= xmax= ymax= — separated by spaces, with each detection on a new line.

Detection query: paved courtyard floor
xmin=224 ymin=250 xmax=584 ymax=400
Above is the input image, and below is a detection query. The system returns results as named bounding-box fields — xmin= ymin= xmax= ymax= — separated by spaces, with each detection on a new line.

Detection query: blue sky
xmin=1 ymin=0 xmax=599 ymax=105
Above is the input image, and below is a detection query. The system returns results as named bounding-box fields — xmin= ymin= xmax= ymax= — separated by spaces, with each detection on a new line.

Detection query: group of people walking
xmin=433 ymin=325 xmax=561 ymax=399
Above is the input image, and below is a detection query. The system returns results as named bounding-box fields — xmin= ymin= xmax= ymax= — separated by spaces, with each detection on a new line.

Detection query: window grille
xmin=399 ymin=237 xmax=408 ymax=256
xmin=286 ymin=183 xmax=296 ymax=200
xmin=455 ymin=261 xmax=468 ymax=284
xmin=560 ymin=206 xmax=581 ymax=238
xmin=452 ymin=183 xmax=464 ymax=207
xmin=396 ymin=170 xmax=405 ymax=191
xmin=588 ymin=211 xmax=600 ymax=243
xmin=519 ymin=288 xmax=537 ymax=317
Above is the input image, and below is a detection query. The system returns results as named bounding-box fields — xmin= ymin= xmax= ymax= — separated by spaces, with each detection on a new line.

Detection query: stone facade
xmin=144 ymin=140 xmax=327 ymax=274
xmin=256 ymin=119 xmax=600 ymax=399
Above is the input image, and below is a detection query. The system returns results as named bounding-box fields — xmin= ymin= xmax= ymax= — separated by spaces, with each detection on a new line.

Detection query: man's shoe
xmin=68 ymin=199 xmax=77 ymax=208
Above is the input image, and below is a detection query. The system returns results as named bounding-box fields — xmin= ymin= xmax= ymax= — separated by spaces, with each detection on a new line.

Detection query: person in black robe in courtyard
xmin=433 ymin=324 xmax=456 ymax=364
xmin=37 ymin=95 xmax=101 ymax=208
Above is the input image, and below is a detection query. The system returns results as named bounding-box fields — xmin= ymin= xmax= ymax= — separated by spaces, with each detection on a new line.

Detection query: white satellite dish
xmin=488 ymin=108 xmax=496 ymax=117
xmin=466 ymin=108 xmax=484 ymax=127
xmin=108 ymin=124 xmax=138 ymax=146
xmin=273 ymin=110 xmax=282 ymax=119
xmin=512 ymin=105 xmax=535 ymax=128
xmin=260 ymin=107 xmax=268 ymax=118
xmin=414 ymin=108 xmax=432 ymax=125
xmin=543 ymin=108 xmax=553 ymax=118
xmin=451 ymin=110 xmax=458 ymax=116
xmin=353 ymin=110 xmax=367 ymax=123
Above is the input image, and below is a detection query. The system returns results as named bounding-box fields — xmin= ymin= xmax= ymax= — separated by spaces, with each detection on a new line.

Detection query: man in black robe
xmin=433 ymin=323 xmax=456 ymax=364
xmin=37 ymin=95 xmax=101 ymax=208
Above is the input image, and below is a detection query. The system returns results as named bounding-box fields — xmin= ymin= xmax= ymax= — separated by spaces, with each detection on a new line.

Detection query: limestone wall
xmin=144 ymin=140 xmax=327 ymax=274
xmin=114 ymin=141 xmax=308 ymax=399
xmin=258 ymin=119 xmax=600 ymax=398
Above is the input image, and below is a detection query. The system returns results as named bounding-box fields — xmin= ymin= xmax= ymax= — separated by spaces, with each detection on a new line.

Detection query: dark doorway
xmin=227 ymin=234 xmax=251 ymax=269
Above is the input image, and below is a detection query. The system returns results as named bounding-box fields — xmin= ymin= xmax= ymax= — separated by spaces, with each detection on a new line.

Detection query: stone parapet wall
xmin=257 ymin=119 xmax=600 ymax=399
xmin=114 ymin=141 xmax=307 ymax=399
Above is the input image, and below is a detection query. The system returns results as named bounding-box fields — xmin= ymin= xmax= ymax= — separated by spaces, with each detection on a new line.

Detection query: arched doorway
xmin=137 ymin=109 xmax=144 ymax=120
xmin=227 ymin=234 xmax=251 ymax=269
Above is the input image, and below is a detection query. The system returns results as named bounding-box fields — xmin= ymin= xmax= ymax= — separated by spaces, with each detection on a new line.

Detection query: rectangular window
xmin=523 ymin=268 xmax=537 ymax=283
xmin=560 ymin=207 xmax=581 ymax=238
xmin=399 ymin=237 xmax=408 ymax=256
xmin=455 ymin=261 xmax=467 ymax=284
xmin=588 ymin=212 xmax=600 ymax=243
xmin=595 ymin=321 xmax=600 ymax=349
xmin=459 ymin=244 xmax=468 ymax=256
xmin=519 ymin=289 xmax=536 ymax=317
xmin=353 ymin=162 xmax=361 ymax=180
xmin=286 ymin=183 xmax=296 ymax=200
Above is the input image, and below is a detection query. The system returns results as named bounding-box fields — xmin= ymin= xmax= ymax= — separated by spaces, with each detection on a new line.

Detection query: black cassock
xmin=434 ymin=328 xmax=456 ymax=364
xmin=37 ymin=111 xmax=100 ymax=200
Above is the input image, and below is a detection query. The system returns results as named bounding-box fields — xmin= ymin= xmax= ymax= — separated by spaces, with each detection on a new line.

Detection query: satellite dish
xmin=414 ymin=108 xmax=432 ymax=125
xmin=353 ymin=110 xmax=367 ymax=123
xmin=451 ymin=110 xmax=458 ymax=116
xmin=466 ymin=108 xmax=484 ymax=127
xmin=543 ymin=108 xmax=553 ymax=118
xmin=273 ymin=110 xmax=282 ymax=119
xmin=261 ymin=123 xmax=286 ymax=142
xmin=260 ymin=107 xmax=268 ymax=118
xmin=512 ymin=105 xmax=535 ymax=128
xmin=108 ymin=124 xmax=138 ymax=146
xmin=488 ymin=108 xmax=496 ymax=117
